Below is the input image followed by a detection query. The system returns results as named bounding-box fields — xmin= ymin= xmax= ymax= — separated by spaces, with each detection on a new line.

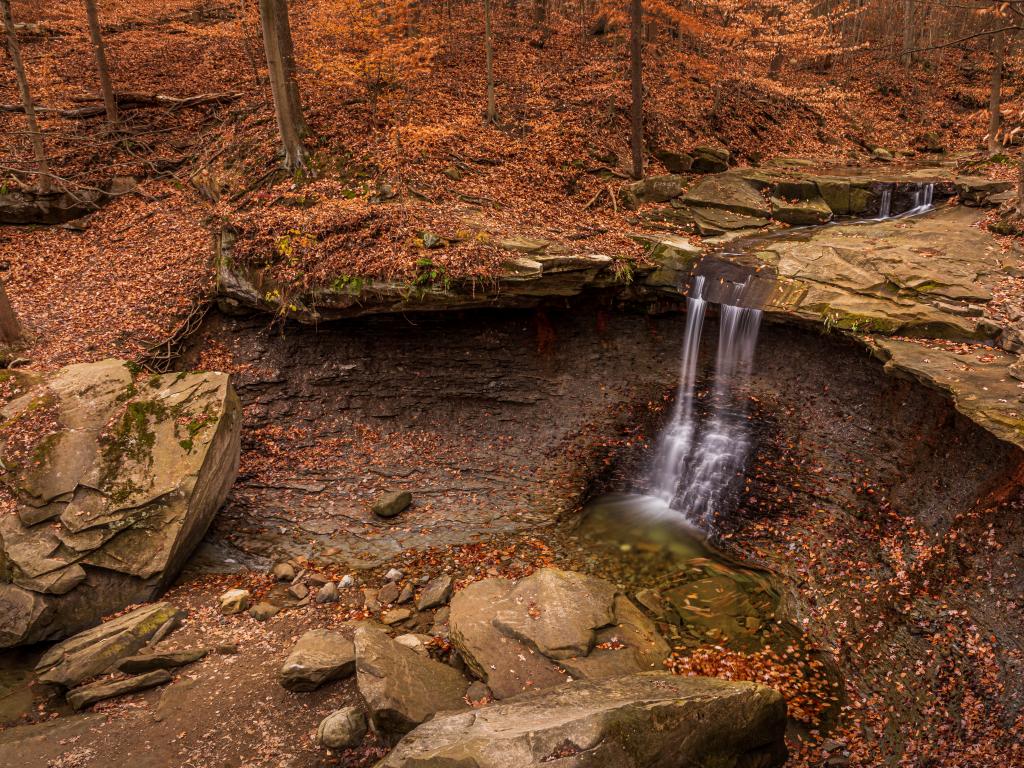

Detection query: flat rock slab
xmin=279 ymin=629 xmax=355 ymax=691
xmin=683 ymin=172 xmax=771 ymax=218
xmin=379 ymin=672 xmax=787 ymax=768
xmin=67 ymin=669 xmax=172 ymax=711
xmin=115 ymin=647 xmax=209 ymax=674
xmin=35 ymin=602 xmax=185 ymax=688
xmin=354 ymin=624 xmax=468 ymax=741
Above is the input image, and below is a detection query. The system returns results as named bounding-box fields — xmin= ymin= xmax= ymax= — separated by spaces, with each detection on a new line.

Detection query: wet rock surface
xmin=380 ymin=673 xmax=787 ymax=768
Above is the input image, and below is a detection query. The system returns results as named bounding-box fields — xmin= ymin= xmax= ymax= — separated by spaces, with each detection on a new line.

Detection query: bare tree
xmin=258 ymin=0 xmax=309 ymax=169
xmin=1 ymin=0 xmax=50 ymax=193
xmin=83 ymin=0 xmax=118 ymax=128
xmin=484 ymin=0 xmax=496 ymax=123
xmin=629 ymin=0 xmax=643 ymax=179
xmin=988 ymin=29 xmax=1006 ymax=155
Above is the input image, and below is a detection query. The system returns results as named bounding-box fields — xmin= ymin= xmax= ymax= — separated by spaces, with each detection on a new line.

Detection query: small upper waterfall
xmin=875 ymin=185 xmax=893 ymax=220
xmin=649 ymin=277 xmax=763 ymax=526
xmin=902 ymin=182 xmax=934 ymax=216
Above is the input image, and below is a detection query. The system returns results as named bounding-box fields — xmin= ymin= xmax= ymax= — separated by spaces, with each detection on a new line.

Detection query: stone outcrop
xmin=379 ymin=673 xmax=787 ymax=768
xmin=449 ymin=568 xmax=669 ymax=699
xmin=353 ymin=623 xmax=468 ymax=741
xmin=0 ymin=177 xmax=135 ymax=226
xmin=0 ymin=359 xmax=241 ymax=647
xmin=35 ymin=601 xmax=185 ymax=688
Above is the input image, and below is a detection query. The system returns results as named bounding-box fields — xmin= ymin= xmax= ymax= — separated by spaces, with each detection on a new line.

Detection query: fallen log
xmin=0 ymin=91 xmax=240 ymax=119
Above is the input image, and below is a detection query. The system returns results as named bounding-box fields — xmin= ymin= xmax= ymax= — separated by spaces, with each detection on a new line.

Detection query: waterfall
xmin=901 ymin=182 xmax=934 ymax=217
xmin=875 ymin=185 xmax=893 ymax=220
xmin=649 ymin=277 xmax=762 ymax=526
xmin=651 ymin=276 xmax=707 ymax=503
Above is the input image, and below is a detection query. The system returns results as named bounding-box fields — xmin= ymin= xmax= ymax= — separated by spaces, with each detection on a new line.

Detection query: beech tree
xmin=0 ymin=278 xmax=21 ymax=347
xmin=629 ymin=0 xmax=643 ymax=179
xmin=1 ymin=0 xmax=50 ymax=193
xmin=83 ymin=0 xmax=118 ymax=129
xmin=485 ymin=0 xmax=496 ymax=123
xmin=259 ymin=0 xmax=309 ymax=170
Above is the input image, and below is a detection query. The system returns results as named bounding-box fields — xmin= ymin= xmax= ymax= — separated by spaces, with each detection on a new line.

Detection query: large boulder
xmin=0 ymin=359 xmax=241 ymax=647
xmin=379 ymin=673 xmax=788 ymax=768
xmin=354 ymin=624 xmax=468 ymax=741
xmin=449 ymin=568 xmax=670 ymax=699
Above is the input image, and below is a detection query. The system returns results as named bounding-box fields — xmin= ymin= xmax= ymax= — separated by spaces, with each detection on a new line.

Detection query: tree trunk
xmin=768 ymin=45 xmax=784 ymax=79
xmin=1 ymin=0 xmax=50 ymax=193
xmin=83 ymin=0 xmax=118 ymax=128
xmin=273 ymin=0 xmax=308 ymax=139
xmin=0 ymin=278 xmax=21 ymax=347
xmin=484 ymin=0 xmax=496 ymax=123
xmin=902 ymin=0 xmax=914 ymax=66
xmin=258 ymin=0 xmax=308 ymax=170
xmin=629 ymin=0 xmax=643 ymax=180
xmin=988 ymin=30 xmax=1006 ymax=156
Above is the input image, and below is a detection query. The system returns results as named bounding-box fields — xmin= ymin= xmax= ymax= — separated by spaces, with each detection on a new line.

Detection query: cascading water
xmin=648 ymin=277 xmax=763 ymax=527
xmin=875 ymin=185 xmax=893 ymax=220
xmin=650 ymin=275 xmax=707 ymax=503
xmin=901 ymin=182 xmax=934 ymax=216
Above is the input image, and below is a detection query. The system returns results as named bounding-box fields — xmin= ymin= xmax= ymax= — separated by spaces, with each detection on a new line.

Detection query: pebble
xmin=397 ymin=583 xmax=414 ymax=604
xmin=339 ymin=574 xmax=355 ymax=588
xmin=385 ymin=568 xmax=403 ymax=582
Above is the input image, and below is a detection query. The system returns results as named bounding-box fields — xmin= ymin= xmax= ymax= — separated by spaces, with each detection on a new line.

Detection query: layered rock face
xmin=0 ymin=359 xmax=241 ymax=646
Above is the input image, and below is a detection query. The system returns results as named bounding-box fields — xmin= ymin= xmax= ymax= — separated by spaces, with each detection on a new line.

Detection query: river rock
xmin=416 ymin=574 xmax=453 ymax=610
xmin=353 ymin=624 xmax=468 ymax=741
xmin=35 ymin=602 xmax=185 ymax=688
xmin=373 ymin=490 xmax=411 ymax=518
xmin=378 ymin=581 xmax=401 ymax=605
xmin=378 ymin=673 xmax=787 ymax=768
xmin=0 ymin=359 xmax=241 ymax=648
xmin=67 ymin=668 xmax=173 ymax=711
xmin=271 ymin=562 xmax=296 ymax=582
xmin=248 ymin=601 xmax=280 ymax=621
xmin=315 ymin=581 xmax=339 ymax=604
xmin=115 ymin=647 xmax=209 ymax=674
xmin=219 ymin=589 xmax=250 ymax=615
xmin=317 ymin=705 xmax=368 ymax=749
xmin=279 ymin=629 xmax=355 ymax=691
xmin=449 ymin=568 xmax=669 ymax=699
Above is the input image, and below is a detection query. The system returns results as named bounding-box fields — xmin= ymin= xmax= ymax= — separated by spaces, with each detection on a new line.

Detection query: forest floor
xmin=2 ymin=0 xmax=1021 ymax=369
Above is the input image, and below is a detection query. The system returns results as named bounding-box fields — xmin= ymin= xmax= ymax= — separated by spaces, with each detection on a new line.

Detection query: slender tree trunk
xmin=1 ymin=0 xmax=50 ymax=193
xmin=629 ymin=0 xmax=643 ymax=179
xmin=902 ymin=0 xmax=914 ymax=66
xmin=484 ymin=0 xmax=496 ymax=123
xmin=273 ymin=0 xmax=308 ymax=138
xmin=258 ymin=0 xmax=308 ymax=170
xmin=82 ymin=0 xmax=118 ymax=128
xmin=0 ymin=279 xmax=20 ymax=347
xmin=988 ymin=30 xmax=1006 ymax=156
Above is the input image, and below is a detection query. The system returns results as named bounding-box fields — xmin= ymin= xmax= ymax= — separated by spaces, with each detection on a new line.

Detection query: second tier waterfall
xmin=649 ymin=277 xmax=763 ymax=526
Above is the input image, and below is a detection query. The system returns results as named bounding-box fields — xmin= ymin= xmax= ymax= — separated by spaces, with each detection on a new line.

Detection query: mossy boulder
xmin=0 ymin=360 xmax=241 ymax=647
